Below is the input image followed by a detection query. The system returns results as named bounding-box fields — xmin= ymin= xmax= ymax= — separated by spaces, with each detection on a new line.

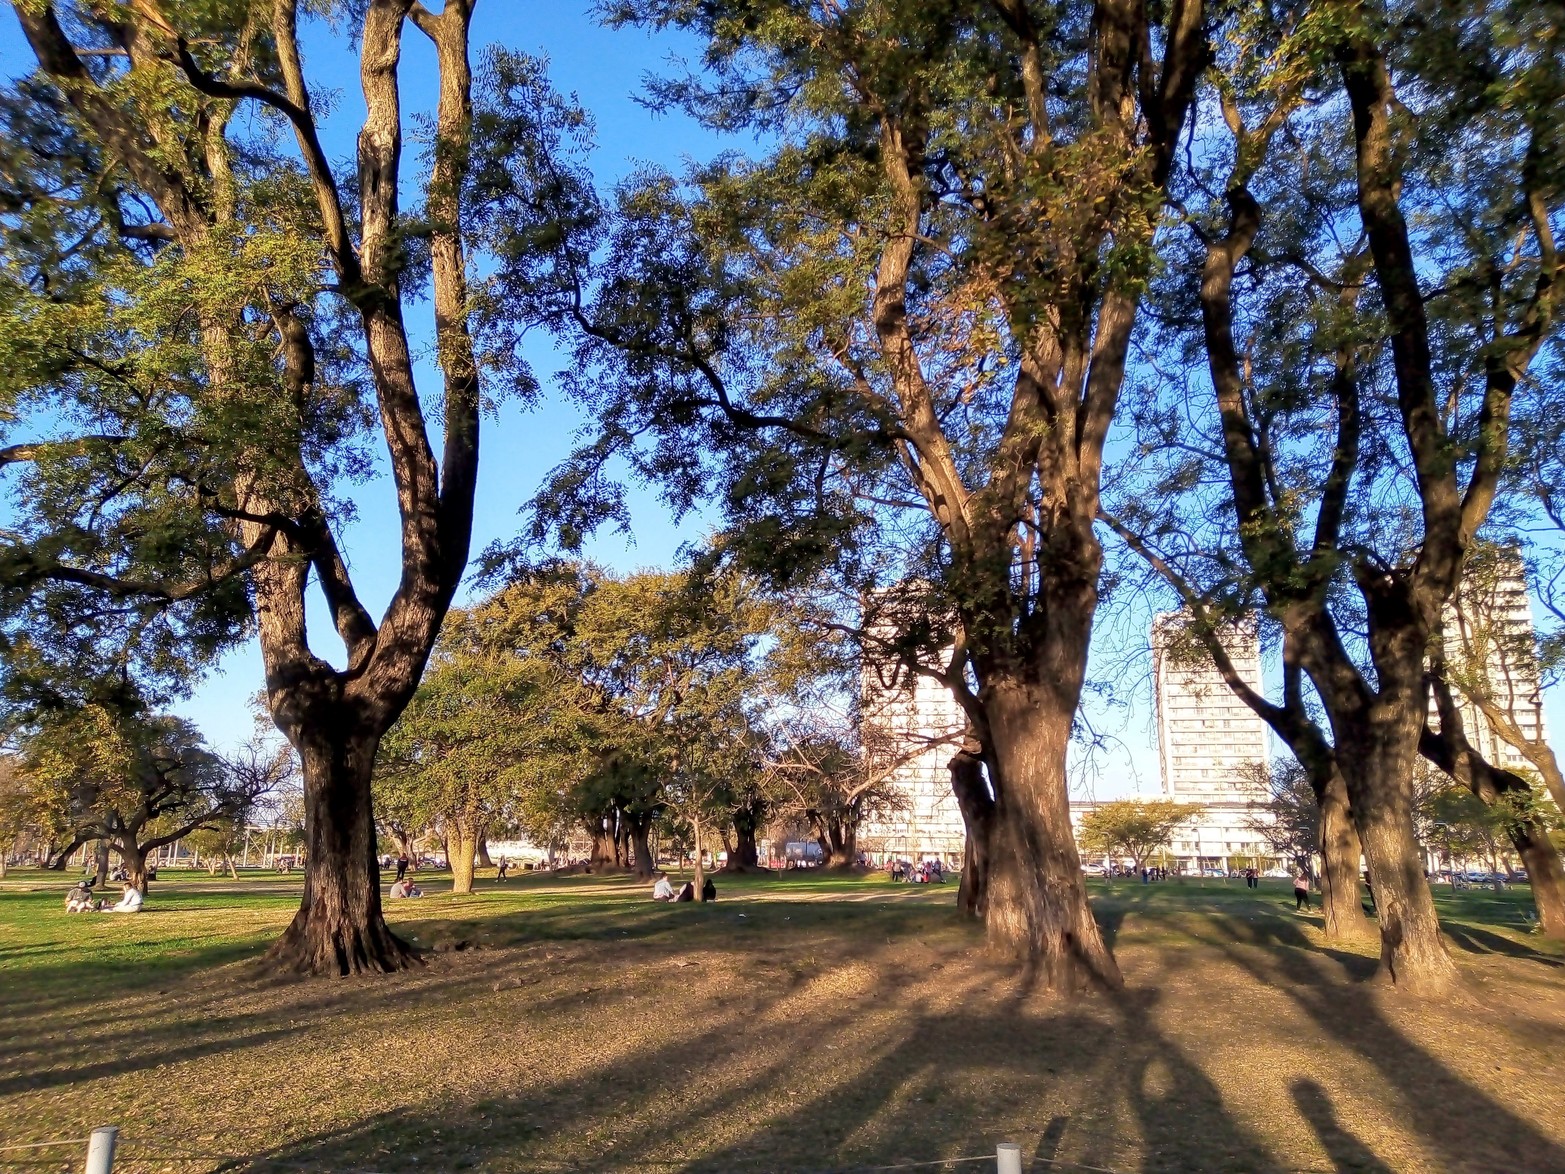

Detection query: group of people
xmin=650 ymin=871 xmax=716 ymax=902
xmin=64 ymin=880 xmax=144 ymax=914
xmin=388 ymin=876 xmax=424 ymax=899
xmin=888 ymin=859 xmax=944 ymax=883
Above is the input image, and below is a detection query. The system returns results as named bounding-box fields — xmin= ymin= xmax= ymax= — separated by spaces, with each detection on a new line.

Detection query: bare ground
xmin=2 ymin=873 xmax=1563 ymax=1173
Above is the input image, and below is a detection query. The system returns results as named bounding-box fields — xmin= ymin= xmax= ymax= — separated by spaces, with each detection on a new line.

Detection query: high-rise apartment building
xmin=1152 ymin=613 xmax=1271 ymax=800
xmin=857 ymin=657 xmax=968 ymax=861
xmin=1438 ymin=552 xmax=1549 ymax=773
xmin=1150 ymin=613 xmax=1275 ymax=865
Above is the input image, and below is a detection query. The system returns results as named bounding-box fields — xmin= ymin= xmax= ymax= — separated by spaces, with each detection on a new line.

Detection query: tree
xmin=1421 ymin=639 xmax=1565 ymax=936
xmin=530 ymin=0 xmax=1207 ymax=990
xmin=1242 ymin=760 xmax=1319 ymax=880
xmin=0 ymin=6 xmax=579 ymax=972
xmin=1109 ymin=0 xmax=1564 ymax=992
xmin=1441 ymin=544 xmax=1565 ymax=813
xmin=188 ymin=737 xmax=297 ymax=878
xmin=377 ymin=611 xmax=566 ymax=894
xmin=17 ymin=701 xmax=263 ymax=892
xmin=762 ymin=713 xmax=919 ymax=871
xmin=1077 ymin=800 xmax=1197 ymax=875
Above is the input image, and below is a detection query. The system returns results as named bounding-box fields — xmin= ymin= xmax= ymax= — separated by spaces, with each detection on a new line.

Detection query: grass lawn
xmin=3 ymin=867 xmax=1564 ymax=1173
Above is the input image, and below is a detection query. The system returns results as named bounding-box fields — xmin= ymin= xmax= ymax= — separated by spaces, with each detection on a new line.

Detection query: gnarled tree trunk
xmin=1338 ymin=719 xmax=1457 ymax=994
xmin=626 ymin=813 xmax=657 ymax=880
xmin=265 ymin=730 xmax=416 ymax=976
xmin=118 ymin=841 xmax=148 ymax=894
xmin=724 ymin=795 xmax=763 ymax=871
xmin=1317 ymin=765 xmax=1372 ymax=940
xmin=950 ymin=745 xmax=993 ymax=920
xmin=983 ymin=678 xmax=1122 ymax=991
xmin=585 ymin=819 xmax=616 ymax=870
xmin=475 ymin=836 xmax=493 ymax=869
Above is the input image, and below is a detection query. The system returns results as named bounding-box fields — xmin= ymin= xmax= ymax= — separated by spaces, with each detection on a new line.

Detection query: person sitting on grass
xmin=652 ymin=872 xmax=675 ymax=901
xmin=103 ymin=883 xmax=143 ymax=913
xmin=65 ymin=882 xmax=97 ymax=913
xmin=674 ymin=880 xmax=695 ymax=902
xmin=702 ymin=876 xmax=717 ymax=902
xmin=389 ymin=877 xmax=423 ymax=899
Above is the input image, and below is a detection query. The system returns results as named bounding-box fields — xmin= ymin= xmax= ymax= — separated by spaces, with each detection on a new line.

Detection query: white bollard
xmin=996 ymin=1140 xmax=1023 ymax=1174
xmin=84 ymin=1126 xmax=118 ymax=1174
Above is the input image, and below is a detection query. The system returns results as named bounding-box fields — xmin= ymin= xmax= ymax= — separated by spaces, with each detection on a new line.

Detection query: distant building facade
xmin=857 ymin=655 xmax=968 ymax=862
xmin=1150 ymin=612 xmax=1276 ymax=867
xmin=1437 ymin=551 xmax=1550 ymax=774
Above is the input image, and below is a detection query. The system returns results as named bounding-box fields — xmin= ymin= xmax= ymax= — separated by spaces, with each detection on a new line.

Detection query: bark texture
xmin=1317 ymin=769 xmax=1372 ymax=940
xmin=950 ymin=745 xmax=994 ymax=920
xmin=266 ymin=732 xmax=417 ymax=975
xmin=984 ymin=682 xmax=1122 ymax=990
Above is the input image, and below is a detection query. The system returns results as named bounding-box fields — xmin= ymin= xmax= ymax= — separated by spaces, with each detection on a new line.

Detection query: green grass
xmin=4 ymin=867 xmax=1565 ymax=1173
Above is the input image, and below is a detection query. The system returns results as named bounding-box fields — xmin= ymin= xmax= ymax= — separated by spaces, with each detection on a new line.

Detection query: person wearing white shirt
xmin=651 ymin=873 xmax=675 ymax=901
xmin=105 ymin=884 xmax=143 ymax=913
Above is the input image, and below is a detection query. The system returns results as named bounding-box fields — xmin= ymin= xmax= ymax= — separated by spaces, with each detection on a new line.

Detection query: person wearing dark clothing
xmin=395 ymin=855 xmax=409 ymax=881
xmin=675 ymin=881 xmax=695 ymax=902
xmin=702 ymin=877 xmax=717 ymax=902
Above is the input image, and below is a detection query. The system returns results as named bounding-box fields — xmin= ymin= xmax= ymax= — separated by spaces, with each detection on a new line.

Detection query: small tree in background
xmin=17 ymin=698 xmax=266 ymax=892
xmin=1077 ymin=801 xmax=1198 ymax=876
xmin=1242 ymin=761 xmax=1320 ymax=882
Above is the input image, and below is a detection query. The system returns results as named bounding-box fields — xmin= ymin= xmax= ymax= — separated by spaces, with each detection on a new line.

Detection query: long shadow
xmin=1290 ymin=1079 xmax=1391 ymax=1174
xmin=223 ymin=945 xmax=1279 ymax=1174
xmin=1441 ymin=922 xmax=1563 ymax=966
xmin=0 ymin=1023 xmax=301 ymax=1097
xmin=1188 ymin=918 xmax=1565 ymax=1171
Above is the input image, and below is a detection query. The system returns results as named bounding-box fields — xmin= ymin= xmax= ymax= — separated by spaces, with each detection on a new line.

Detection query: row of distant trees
xmin=1080 ymin=763 xmax=1565 ymax=888
xmin=366 ymin=561 xmax=948 ymax=901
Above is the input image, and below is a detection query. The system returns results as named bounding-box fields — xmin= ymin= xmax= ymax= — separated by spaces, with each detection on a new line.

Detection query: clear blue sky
xmin=1 ymin=6 xmax=1559 ymax=800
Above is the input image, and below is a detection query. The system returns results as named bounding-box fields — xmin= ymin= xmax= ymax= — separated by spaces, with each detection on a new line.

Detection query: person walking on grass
xmin=1294 ymin=871 xmax=1310 ymax=911
xmin=395 ymin=854 xmax=409 ymax=882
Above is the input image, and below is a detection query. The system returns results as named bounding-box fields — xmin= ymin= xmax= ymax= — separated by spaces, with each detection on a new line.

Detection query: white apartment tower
xmin=857 ymin=657 xmax=968 ymax=861
xmin=1438 ymin=551 xmax=1549 ymax=773
xmin=1152 ymin=613 xmax=1271 ymax=800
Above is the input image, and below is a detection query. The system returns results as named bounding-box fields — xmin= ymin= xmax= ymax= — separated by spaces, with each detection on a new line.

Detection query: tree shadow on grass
xmin=1187 ymin=917 xmax=1565 ymax=1171
xmin=1440 ymin=922 xmax=1563 ymax=966
xmin=221 ymin=948 xmax=1281 ymax=1174
xmin=1290 ymin=1079 xmax=1392 ymax=1174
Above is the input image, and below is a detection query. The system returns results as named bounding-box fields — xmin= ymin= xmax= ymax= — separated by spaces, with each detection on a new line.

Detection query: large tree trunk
xmin=724 ymin=796 xmax=763 ymax=871
xmin=1338 ymin=731 xmax=1458 ymax=994
xmin=475 ymin=835 xmax=493 ymax=869
xmin=627 ymin=816 xmax=656 ymax=880
xmin=264 ymin=732 xmax=417 ymax=976
xmin=950 ymin=745 xmax=994 ymax=920
xmin=983 ymin=679 xmax=1122 ymax=990
xmin=826 ymin=819 xmax=859 ymax=870
xmin=1510 ymin=820 xmax=1565 ymax=938
xmin=118 ymin=841 xmax=148 ymax=894
xmin=1317 ymin=766 xmax=1372 ymax=941
xmin=449 ymin=819 xmax=478 ymax=895
xmin=93 ymin=839 xmax=111 ymax=887
xmin=586 ymin=820 xmax=616 ymax=870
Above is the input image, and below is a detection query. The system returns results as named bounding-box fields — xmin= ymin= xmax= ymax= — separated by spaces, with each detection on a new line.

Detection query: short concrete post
xmin=84 ymin=1126 xmax=117 ymax=1174
xmin=996 ymin=1141 xmax=1023 ymax=1174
